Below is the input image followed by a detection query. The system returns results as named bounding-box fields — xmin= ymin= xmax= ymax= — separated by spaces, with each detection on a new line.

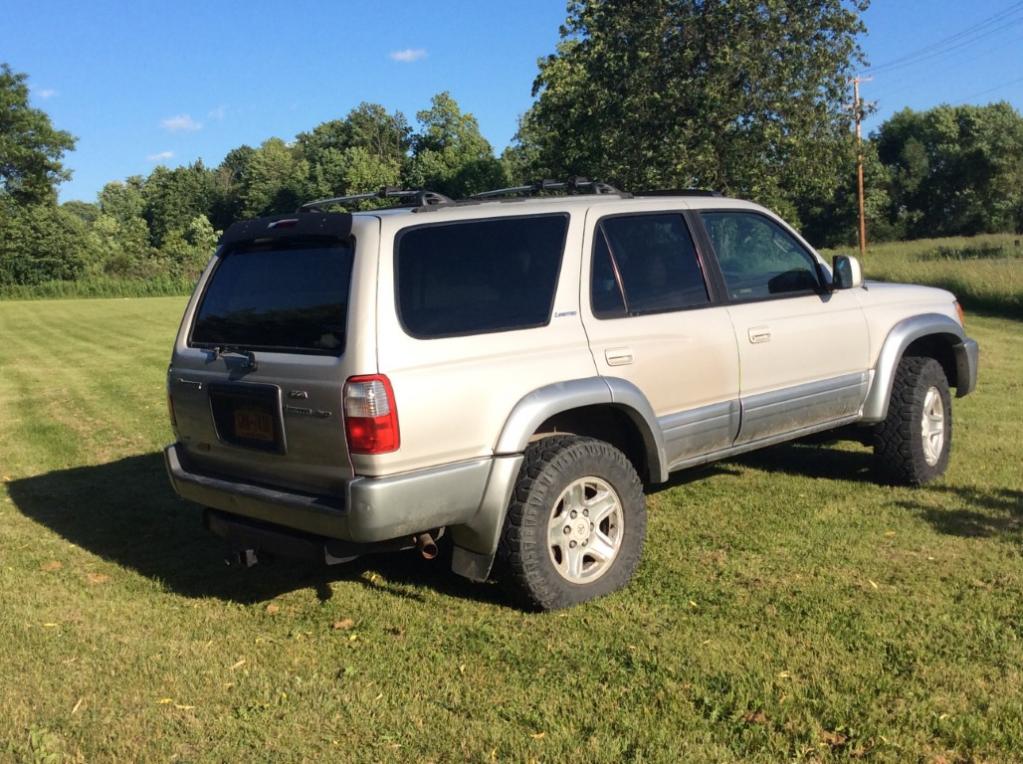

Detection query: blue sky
xmin=3 ymin=0 xmax=1021 ymax=203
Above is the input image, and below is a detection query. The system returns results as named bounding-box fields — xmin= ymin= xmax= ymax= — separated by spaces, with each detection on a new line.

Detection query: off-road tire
xmin=496 ymin=435 xmax=646 ymax=611
xmin=873 ymin=356 xmax=952 ymax=486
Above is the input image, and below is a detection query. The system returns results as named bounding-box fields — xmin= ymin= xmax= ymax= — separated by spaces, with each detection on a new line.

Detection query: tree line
xmin=3 ymin=0 xmax=1023 ymax=290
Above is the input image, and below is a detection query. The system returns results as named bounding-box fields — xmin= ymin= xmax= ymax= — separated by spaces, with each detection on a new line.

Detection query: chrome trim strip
xmin=659 ymin=399 xmax=739 ymax=466
xmin=668 ymin=414 xmax=863 ymax=472
xmin=737 ymin=371 xmax=868 ymax=443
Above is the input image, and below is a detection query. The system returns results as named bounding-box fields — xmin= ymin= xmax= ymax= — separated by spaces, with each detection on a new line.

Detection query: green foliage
xmin=83 ymin=213 xmax=154 ymax=278
xmin=0 ymin=64 xmax=76 ymax=205
xmin=875 ymin=103 xmax=1023 ymax=238
xmin=407 ymin=92 xmax=506 ymax=197
xmin=239 ymin=138 xmax=310 ymax=217
xmin=142 ymin=163 xmax=216 ymax=246
xmin=514 ymin=0 xmax=867 ymax=220
xmin=160 ymin=214 xmax=218 ymax=281
xmin=0 ymin=200 xmax=88 ymax=285
xmin=99 ymin=177 xmax=146 ymax=225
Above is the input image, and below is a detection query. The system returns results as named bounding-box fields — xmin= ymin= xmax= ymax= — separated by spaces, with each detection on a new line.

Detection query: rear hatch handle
xmin=212 ymin=345 xmax=258 ymax=371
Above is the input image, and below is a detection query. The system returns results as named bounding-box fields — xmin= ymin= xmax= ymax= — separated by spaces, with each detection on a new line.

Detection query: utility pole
xmin=852 ymin=76 xmax=872 ymax=259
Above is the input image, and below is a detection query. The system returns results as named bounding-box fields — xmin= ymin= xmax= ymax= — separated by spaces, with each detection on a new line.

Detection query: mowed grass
xmin=1 ymin=291 xmax=1021 ymax=761
xmin=822 ymin=232 xmax=1023 ymax=320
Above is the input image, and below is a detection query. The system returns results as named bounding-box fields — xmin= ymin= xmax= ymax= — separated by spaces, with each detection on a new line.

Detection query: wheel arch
xmin=449 ymin=377 xmax=666 ymax=582
xmin=861 ymin=313 xmax=967 ymax=422
xmin=494 ymin=377 xmax=668 ymax=483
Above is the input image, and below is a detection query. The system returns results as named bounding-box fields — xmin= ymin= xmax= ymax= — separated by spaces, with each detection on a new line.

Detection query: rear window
xmin=396 ymin=215 xmax=568 ymax=339
xmin=190 ymin=240 xmax=353 ymax=354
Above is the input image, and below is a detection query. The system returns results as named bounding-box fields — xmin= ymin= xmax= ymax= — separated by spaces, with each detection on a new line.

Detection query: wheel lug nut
xmin=564 ymin=526 xmax=571 ymax=534
xmin=570 ymin=510 xmax=577 ymax=519
xmin=569 ymin=541 xmax=577 ymax=548
xmin=583 ymin=509 xmax=589 ymax=517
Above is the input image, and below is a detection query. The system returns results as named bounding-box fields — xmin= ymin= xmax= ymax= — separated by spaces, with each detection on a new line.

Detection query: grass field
xmin=1 ymin=276 xmax=1021 ymax=759
xmin=821 ymin=232 xmax=1023 ymax=320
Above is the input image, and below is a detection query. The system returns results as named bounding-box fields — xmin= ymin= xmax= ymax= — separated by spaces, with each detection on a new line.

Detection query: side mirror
xmin=831 ymin=255 xmax=863 ymax=290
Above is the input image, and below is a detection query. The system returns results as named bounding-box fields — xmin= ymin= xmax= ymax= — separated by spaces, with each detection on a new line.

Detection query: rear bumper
xmin=164 ymin=443 xmax=492 ymax=543
xmin=954 ymin=338 xmax=979 ymax=398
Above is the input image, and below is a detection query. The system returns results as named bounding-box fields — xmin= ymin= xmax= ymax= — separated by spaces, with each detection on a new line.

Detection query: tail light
xmin=343 ymin=374 xmax=400 ymax=454
xmin=954 ymin=301 xmax=965 ymax=327
xmin=167 ymin=391 xmax=177 ymax=429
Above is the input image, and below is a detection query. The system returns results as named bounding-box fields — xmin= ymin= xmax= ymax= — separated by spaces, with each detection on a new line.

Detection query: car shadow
xmin=896 ymin=485 xmax=1023 ymax=541
xmin=727 ymin=438 xmax=876 ymax=484
xmin=7 ymin=453 xmax=509 ymax=607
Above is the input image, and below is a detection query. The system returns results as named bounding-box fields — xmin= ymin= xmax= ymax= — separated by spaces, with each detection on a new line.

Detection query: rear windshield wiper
xmin=212 ymin=345 xmax=258 ymax=370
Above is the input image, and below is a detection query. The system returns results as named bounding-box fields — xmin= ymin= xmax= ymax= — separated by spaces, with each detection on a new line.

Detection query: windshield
xmin=190 ymin=240 xmax=354 ymax=355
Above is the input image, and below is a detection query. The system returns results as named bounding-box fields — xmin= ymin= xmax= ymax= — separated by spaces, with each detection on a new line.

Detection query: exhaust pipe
xmin=416 ymin=532 xmax=439 ymax=560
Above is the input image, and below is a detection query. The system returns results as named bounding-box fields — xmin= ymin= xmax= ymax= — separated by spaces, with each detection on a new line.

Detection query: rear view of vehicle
xmin=164 ymin=211 xmax=406 ymax=559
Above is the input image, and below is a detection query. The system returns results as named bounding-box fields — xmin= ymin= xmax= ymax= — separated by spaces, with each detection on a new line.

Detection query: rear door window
xmin=190 ymin=240 xmax=353 ymax=354
xmin=396 ymin=214 xmax=568 ymax=339
xmin=591 ymin=213 xmax=710 ymax=318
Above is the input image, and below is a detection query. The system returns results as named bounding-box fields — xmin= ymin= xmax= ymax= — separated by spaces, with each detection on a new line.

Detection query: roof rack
xmin=469 ymin=177 xmax=625 ymax=200
xmin=297 ymin=187 xmax=453 ymax=213
xmin=633 ymin=188 xmax=723 ymax=198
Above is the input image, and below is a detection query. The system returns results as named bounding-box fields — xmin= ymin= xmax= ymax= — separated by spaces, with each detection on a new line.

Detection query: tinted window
xmin=701 ymin=212 xmax=820 ymax=301
xmin=396 ymin=215 xmax=568 ymax=338
xmin=191 ymin=241 xmax=353 ymax=354
xmin=591 ymin=214 xmax=709 ymax=318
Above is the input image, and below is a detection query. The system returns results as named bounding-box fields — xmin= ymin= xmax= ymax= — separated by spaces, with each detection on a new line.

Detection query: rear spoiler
xmin=219 ymin=212 xmax=353 ymax=250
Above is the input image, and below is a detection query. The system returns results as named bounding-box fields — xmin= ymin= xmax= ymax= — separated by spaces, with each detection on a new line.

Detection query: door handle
xmin=748 ymin=327 xmax=771 ymax=344
xmin=605 ymin=347 xmax=634 ymax=366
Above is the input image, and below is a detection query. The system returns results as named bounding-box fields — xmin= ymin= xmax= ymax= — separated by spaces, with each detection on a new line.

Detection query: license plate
xmin=234 ymin=408 xmax=275 ymax=442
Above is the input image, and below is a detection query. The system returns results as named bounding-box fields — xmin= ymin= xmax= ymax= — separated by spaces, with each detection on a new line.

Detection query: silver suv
xmin=165 ymin=182 xmax=979 ymax=610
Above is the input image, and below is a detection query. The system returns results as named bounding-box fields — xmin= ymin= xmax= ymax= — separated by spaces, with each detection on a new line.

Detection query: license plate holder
xmin=208 ymin=383 xmax=285 ymax=453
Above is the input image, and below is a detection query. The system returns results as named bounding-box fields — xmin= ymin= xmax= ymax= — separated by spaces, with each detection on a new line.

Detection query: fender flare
xmin=449 ymin=377 xmax=667 ymax=581
xmin=494 ymin=376 xmax=668 ymax=482
xmin=860 ymin=313 xmax=966 ymax=422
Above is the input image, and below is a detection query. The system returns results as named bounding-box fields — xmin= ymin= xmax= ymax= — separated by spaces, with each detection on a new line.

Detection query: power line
xmin=868 ymin=33 xmax=1023 ymax=103
xmin=863 ymin=1 xmax=1023 ymax=75
xmin=955 ymin=73 xmax=1023 ymax=102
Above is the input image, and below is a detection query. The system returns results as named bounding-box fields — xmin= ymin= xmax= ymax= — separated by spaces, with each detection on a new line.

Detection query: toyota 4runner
xmin=165 ymin=182 xmax=979 ymax=610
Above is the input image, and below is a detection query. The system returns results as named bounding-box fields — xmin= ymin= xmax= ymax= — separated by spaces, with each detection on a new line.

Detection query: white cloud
xmin=208 ymin=105 xmax=227 ymax=121
xmin=147 ymin=150 xmax=174 ymax=162
xmin=160 ymin=114 xmax=202 ymax=132
xmin=389 ymin=48 xmax=427 ymax=63
xmin=35 ymin=88 xmax=57 ymax=99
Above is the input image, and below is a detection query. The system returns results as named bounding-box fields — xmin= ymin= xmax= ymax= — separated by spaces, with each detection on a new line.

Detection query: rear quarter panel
xmin=368 ymin=209 xmax=597 ymax=476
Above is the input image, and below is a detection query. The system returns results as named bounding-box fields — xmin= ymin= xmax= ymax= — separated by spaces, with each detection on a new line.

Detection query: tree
xmin=406 ymin=92 xmax=505 ymax=197
xmin=142 ymin=162 xmax=216 ymax=247
xmin=797 ymin=136 xmax=895 ymax=248
xmin=161 ymin=214 xmax=219 ymax=280
xmin=99 ymin=177 xmax=146 ymax=225
xmin=514 ymin=0 xmax=867 ymax=221
xmin=297 ymin=103 xmax=411 ymax=199
xmin=0 ymin=202 xmax=87 ymax=285
xmin=238 ymin=138 xmax=310 ymax=217
xmin=210 ymin=146 xmax=255 ymax=229
xmin=0 ymin=63 xmax=76 ymax=205
xmin=875 ymin=103 xmax=1023 ymax=237
xmin=84 ymin=213 xmax=154 ymax=278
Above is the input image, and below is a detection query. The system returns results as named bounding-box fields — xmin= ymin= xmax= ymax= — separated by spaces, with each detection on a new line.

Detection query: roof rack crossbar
xmin=297 ymin=187 xmax=453 ymax=212
xmin=633 ymin=188 xmax=723 ymax=198
xmin=469 ymin=177 xmax=625 ymax=200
